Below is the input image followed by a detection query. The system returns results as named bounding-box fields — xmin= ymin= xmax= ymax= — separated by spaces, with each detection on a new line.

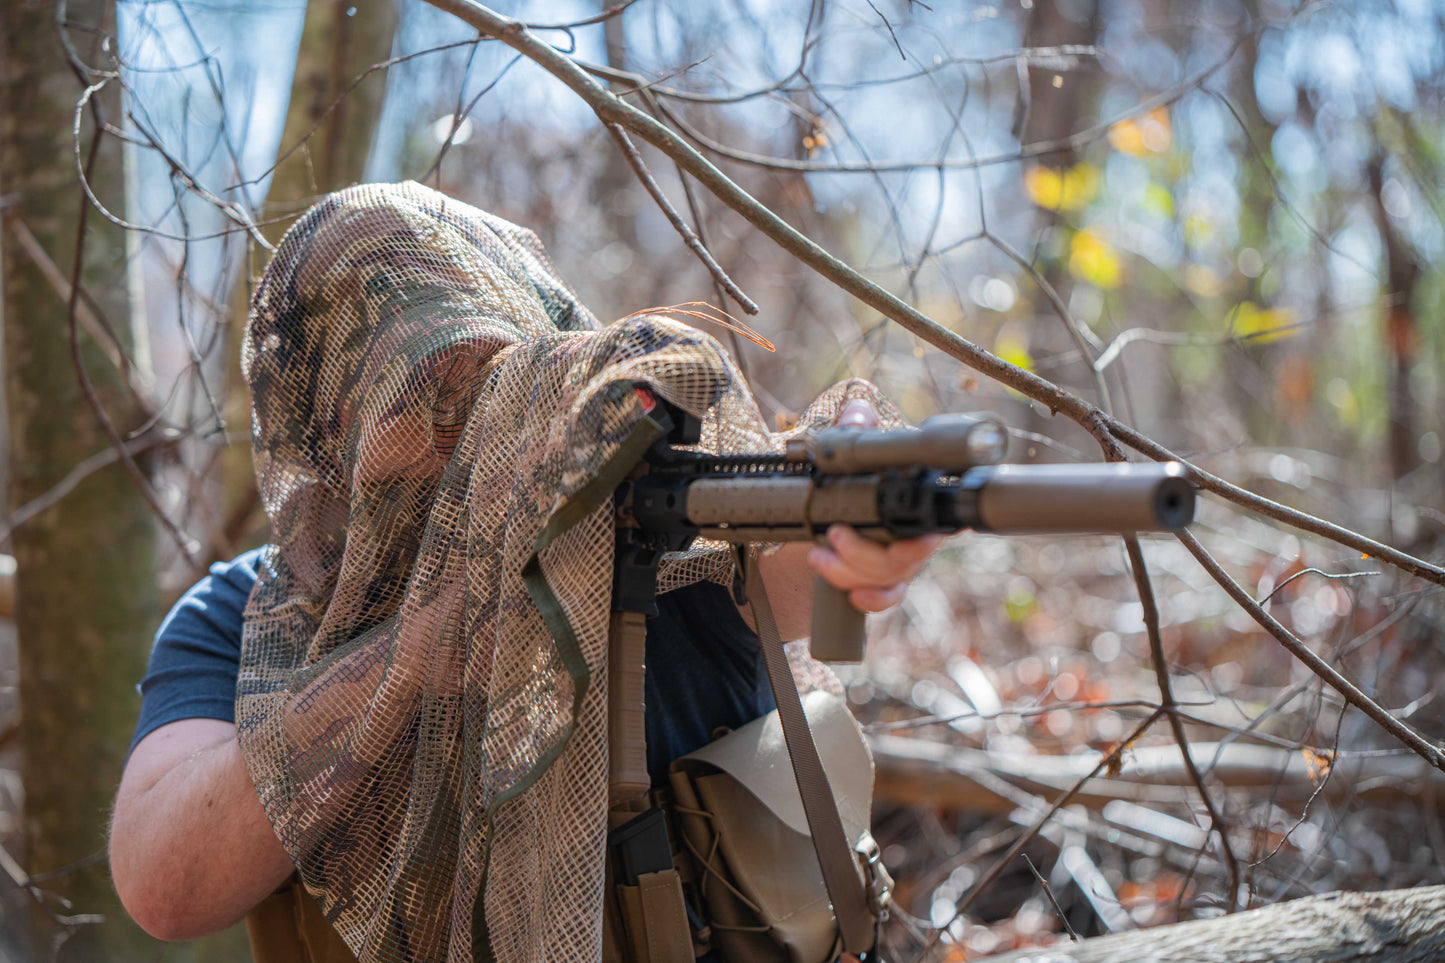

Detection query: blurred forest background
xmin=2 ymin=0 xmax=1444 ymax=959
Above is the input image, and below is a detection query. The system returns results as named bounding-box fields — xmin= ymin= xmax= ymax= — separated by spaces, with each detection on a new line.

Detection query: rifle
xmin=601 ymin=389 xmax=1197 ymax=959
xmin=605 ymin=387 xmax=1195 ymax=800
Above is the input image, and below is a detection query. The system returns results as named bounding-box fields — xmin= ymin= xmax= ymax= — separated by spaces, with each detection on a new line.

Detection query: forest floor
xmin=847 ymin=522 xmax=1445 ymax=960
xmin=0 ymin=517 xmax=1440 ymax=960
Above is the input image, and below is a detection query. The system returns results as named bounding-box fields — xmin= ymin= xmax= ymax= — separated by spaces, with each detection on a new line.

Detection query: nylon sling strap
xmin=743 ymin=555 xmax=875 ymax=956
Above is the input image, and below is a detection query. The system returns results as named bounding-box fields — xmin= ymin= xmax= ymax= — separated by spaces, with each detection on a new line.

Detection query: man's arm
xmin=111 ymin=595 xmax=440 ymax=941
xmin=110 ymin=718 xmax=294 ymax=941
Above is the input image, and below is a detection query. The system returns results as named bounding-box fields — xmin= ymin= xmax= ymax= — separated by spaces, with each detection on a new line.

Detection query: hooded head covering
xmin=236 ymin=181 xmax=878 ymax=962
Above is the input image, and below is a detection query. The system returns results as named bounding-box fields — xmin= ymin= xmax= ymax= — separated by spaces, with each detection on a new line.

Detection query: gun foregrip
xmin=810 ymin=575 xmax=867 ymax=664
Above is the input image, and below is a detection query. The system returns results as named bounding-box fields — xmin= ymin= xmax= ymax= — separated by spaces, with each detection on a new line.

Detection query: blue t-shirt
xmin=132 ymin=549 xmax=775 ymax=783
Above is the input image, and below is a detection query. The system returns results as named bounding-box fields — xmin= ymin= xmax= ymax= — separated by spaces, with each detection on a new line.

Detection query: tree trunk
xmin=0 ymin=2 xmax=165 ymax=958
xmin=974 ymin=884 xmax=1445 ymax=963
xmin=1015 ymin=0 xmax=1102 ymax=439
xmin=1367 ymin=144 xmax=1421 ymax=483
xmin=264 ymin=0 xmax=399 ymax=242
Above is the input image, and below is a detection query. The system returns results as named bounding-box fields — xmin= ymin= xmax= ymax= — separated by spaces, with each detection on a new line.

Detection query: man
xmin=109 ymin=182 xmax=939 ymax=960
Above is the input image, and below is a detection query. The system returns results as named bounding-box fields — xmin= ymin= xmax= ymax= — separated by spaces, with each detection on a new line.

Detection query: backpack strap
xmin=741 ymin=555 xmax=876 ymax=957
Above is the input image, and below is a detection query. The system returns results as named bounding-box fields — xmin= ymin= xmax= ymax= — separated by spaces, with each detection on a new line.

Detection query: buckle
xmin=855 ymin=831 xmax=893 ymax=920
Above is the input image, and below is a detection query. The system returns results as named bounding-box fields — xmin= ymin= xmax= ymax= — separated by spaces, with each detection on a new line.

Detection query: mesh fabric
xmin=235 ymin=181 xmax=884 ymax=962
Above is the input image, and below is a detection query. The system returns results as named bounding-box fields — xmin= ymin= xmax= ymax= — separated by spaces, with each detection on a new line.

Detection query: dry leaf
xmin=1302 ymin=747 xmax=1334 ymax=783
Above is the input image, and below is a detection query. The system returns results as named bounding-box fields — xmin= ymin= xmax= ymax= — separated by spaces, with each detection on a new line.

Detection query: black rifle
xmin=604 ymin=392 xmax=1195 ymax=800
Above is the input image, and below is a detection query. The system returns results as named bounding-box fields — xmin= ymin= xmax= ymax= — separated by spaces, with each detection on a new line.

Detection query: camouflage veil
xmin=235 ymin=181 xmax=875 ymax=962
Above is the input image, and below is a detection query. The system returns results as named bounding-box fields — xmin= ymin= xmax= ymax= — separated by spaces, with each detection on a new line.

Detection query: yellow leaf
xmin=1230 ymin=301 xmax=1300 ymax=345
xmin=1025 ymin=166 xmax=1064 ymax=209
xmin=1144 ymin=181 xmax=1175 ymax=218
xmin=1024 ymin=162 xmax=1099 ymax=211
xmin=1068 ymin=229 xmax=1123 ymax=290
xmin=994 ymin=331 xmax=1034 ymax=373
xmin=1064 ymin=164 xmax=1101 ymax=208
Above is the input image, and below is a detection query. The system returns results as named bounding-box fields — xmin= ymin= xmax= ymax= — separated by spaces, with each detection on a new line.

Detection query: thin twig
xmin=1177 ymin=529 xmax=1445 ymax=773
xmin=1113 ymin=424 xmax=1445 ymax=587
xmin=1125 ymin=535 xmax=1244 ymax=910
xmin=639 ymin=35 xmax=1242 ymax=175
xmin=921 ymin=710 xmax=1164 ymax=961
xmin=72 ymin=80 xmax=269 ymax=248
xmin=865 ymin=0 xmax=905 ymax=61
xmin=578 ymin=43 xmax=1104 ymax=108
xmin=2 ymin=216 xmax=132 ymax=380
xmin=67 ymin=94 xmax=198 ymax=563
xmin=1023 ymin=853 xmax=1080 ymax=942
xmin=651 ymin=94 xmax=754 ymax=380
xmin=0 ymin=434 xmax=173 ymax=546
xmin=1257 ymin=568 xmax=1379 ymax=606
xmin=421 ymin=51 xmax=525 ymax=184
xmin=603 ymin=123 xmax=758 ymax=315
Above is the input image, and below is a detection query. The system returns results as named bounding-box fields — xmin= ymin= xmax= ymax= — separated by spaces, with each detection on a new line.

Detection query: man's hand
xmin=807 ymin=397 xmax=942 ymax=612
xmin=749 ymin=397 xmax=944 ymax=641
xmin=808 ymin=523 xmax=942 ymax=614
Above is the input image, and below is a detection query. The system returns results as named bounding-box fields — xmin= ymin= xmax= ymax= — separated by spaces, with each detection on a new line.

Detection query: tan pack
xmin=668 ymin=691 xmax=891 ymax=963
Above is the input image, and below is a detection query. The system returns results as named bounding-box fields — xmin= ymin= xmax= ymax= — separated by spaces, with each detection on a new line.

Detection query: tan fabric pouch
xmin=615 ymin=870 xmax=696 ymax=963
xmin=667 ymin=690 xmax=888 ymax=963
xmin=246 ymin=882 xmax=360 ymax=963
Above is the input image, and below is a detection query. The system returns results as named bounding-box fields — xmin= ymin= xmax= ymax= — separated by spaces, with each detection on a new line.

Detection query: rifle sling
xmin=743 ymin=555 xmax=874 ymax=956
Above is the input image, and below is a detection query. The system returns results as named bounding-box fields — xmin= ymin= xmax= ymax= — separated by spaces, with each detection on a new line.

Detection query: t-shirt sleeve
xmin=128 ymin=548 xmax=265 ymax=753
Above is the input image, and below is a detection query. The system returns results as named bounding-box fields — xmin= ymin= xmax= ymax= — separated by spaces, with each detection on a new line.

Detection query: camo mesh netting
xmin=235 ymin=182 xmax=885 ymax=962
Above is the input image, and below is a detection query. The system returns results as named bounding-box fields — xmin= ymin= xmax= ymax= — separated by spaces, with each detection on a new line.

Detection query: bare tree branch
xmin=1126 ymin=535 xmax=1244 ymax=909
xmin=1177 ymin=529 xmax=1445 ymax=773
xmin=603 ymin=122 xmax=758 ymax=315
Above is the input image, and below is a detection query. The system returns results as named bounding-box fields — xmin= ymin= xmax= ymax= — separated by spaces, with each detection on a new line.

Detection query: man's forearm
xmin=111 ymin=720 xmax=296 ymax=941
xmin=113 ymin=605 xmax=456 ymax=941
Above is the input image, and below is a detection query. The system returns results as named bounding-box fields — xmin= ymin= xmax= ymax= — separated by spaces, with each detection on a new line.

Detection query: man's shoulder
xmin=160 ymin=547 xmax=271 ymax=636
xmin=210 ymin=546 xmax=269 ymax=587
xmin=189 ymin=546 xmax=271 ymax=602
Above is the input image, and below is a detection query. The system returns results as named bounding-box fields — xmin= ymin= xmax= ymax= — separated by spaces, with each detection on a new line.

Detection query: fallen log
xmin=972 ymin=884 xmax=1445 ymax=963
xmin=869 ymin=733 xmax=1438 ymax=814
